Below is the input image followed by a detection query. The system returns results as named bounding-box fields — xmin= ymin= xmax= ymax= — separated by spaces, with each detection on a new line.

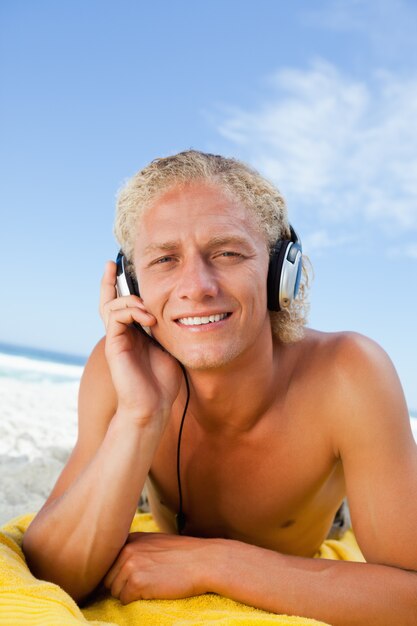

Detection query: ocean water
xmin=0 ymin=341 xmax=85 ymax=384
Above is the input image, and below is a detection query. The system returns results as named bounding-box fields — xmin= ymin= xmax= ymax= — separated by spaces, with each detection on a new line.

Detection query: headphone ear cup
xmin=117 ymin=251 xmax=141 ymax=297
xmin=125 ymin=270 xmax=140 ymax=297
xmin=267 ymin=241 xmax=288 ymax=311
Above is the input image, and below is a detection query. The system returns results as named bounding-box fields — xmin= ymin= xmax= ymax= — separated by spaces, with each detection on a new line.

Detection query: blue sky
xmin=1 ymin=0 xmax=416 ymax=408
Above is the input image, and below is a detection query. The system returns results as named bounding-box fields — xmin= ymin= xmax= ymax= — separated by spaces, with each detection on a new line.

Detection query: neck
xmin=183 ymin=326 xmax=284 ymax=435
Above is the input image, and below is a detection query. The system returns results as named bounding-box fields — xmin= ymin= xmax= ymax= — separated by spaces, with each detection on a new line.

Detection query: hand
xmin=103 ymin=532 xmax=214 ymax=604
xmin=100 ymin=261 xmax=182 ymax=426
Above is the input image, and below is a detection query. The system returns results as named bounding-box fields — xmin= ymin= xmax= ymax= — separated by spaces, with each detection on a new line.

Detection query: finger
xmin=100 ymin=261 xmax=117 ymax=306
xmin=117 ymin=578 xmax=132 ymax=604
xmin=106 ymin=306 xmax=156 ymax=339
xmin=110 ymin=568 xmax=130 ymax=601
xmin=119 ymin=574 xmax=145 ymax=605
xmin=99 ymin=261 xmax=158 ymax=331
xmin=103 ymin=554 xmax=125 ymax=591
xmin=99 ymin=262 xmax=147 ymax=319
xmin=103 ymin=547 xmax=136 ymax=594
xmin=103 ymin=532 xmax=149 ymax=591
xmin=102 ymin=294 xmax=148 ymax=327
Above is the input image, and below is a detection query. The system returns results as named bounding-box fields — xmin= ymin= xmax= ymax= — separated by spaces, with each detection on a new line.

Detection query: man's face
xmin=133 ymin=181 xmax=271 ymax=370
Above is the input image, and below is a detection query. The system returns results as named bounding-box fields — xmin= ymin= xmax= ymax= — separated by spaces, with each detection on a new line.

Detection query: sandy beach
xmin=0 ymin=352 xmax=80 ymax=525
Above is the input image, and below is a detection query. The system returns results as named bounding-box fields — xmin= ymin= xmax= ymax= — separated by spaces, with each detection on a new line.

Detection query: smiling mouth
xmin=176 ymin=313 xmax=231 ymax=326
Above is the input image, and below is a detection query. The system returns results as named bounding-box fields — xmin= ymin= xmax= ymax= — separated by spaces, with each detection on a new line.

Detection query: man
xmin=23 ymin=151 xmax=417 ymax=624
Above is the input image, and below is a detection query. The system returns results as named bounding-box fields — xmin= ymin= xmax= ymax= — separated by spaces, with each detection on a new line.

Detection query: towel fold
xmin=0 ymin=512 xmax=364 ymax=626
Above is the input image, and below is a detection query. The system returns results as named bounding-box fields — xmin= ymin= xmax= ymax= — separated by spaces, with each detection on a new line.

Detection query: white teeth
xmin=178 ymin=313 xmax=228 ymax=326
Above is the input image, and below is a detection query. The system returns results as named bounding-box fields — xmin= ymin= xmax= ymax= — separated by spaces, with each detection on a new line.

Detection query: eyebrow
xmin=143 ymin=240 xmax=181 ymax=255
xmin=143 ymin=235 xmax=254 ymax=256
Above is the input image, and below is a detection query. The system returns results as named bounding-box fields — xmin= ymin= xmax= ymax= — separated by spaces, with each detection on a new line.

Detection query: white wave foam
xmin=0 ymin=353 xmax=83 ymax=382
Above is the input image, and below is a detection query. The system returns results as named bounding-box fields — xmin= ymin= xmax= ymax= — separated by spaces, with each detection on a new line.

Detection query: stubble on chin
xmin=170 ymin=339 xmax=244 ymax=372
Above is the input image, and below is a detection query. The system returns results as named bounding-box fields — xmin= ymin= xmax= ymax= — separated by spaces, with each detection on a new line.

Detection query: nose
xmin=175 ymin=255 xmax=219 ymax=302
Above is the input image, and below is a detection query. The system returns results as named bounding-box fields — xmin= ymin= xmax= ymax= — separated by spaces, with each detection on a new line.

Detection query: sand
xmin=0 ymin=375 xmax=78 ymax=525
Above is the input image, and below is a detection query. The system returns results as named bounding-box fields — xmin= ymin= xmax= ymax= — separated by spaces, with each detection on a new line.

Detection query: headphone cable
xmin=176 ymin=363 xmax=190 ymax=534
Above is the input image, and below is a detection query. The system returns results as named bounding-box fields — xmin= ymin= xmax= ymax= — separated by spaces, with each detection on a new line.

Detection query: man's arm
xmin=103 ymin=333 xmax=417 ymax=625
xmin=102 ymin=528 xmax=417 ymax=625
xmin=22 ymin=262 xmax=182 ymax=602
xmin=329 ymin=333 xmax=417 ymax=571
xmin=214 ymin=333 xmax=417 ymax=624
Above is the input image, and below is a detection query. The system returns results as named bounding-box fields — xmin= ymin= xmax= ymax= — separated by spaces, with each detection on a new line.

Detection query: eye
xmin=214 ymin=250 xmax=245 ymax=263
xmin=155 ymin=255 xmax=175 ymax=264
xmin=218 ymin=251 xmax=244 ymax=258
xmin=212 ymin=250 xmax=246 ymax=266
xmin=149 ymin=255 xmax=177 ymax=268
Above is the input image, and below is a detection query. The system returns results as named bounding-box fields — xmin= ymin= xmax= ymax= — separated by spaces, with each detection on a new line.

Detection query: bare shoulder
xmin=299 ymin=327 xmax=390 ymax=368
xmin=299 ymin=328 xmax=402 ymax=392
xmin=42 ymin=337 xmax=117 ymax=507
xmin=296 ymin=328 xmax=411 ymax=452
xmin=77 ymin=335 xmax=117 ymax=442
xmin=301 ymin=331 xmax=417 ymax=568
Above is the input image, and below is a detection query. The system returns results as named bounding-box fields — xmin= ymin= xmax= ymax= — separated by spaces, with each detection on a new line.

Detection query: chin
xmin=171 ymin=342 xmax=245 ymax=371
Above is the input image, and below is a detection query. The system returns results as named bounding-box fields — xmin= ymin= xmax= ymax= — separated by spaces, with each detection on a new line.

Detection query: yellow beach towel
xmin=0 ymin=512 xmax=364 ymax=626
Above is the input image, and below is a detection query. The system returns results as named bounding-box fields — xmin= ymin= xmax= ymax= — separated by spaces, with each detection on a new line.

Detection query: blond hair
xmin=114 ymin=150 xmax=311 ymax=343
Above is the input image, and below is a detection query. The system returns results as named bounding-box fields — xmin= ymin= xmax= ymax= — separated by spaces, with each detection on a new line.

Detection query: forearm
xmin=23 ymin=413 xmax=163 ymax=601
xmin=209 ymin=540 xmax=417 ymax=626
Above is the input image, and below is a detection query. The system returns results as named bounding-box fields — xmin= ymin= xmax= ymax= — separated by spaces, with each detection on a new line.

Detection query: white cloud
xmin=302 ymin=229 xmax=358 ymax=256
xmin=303 ymin=0 xmax=417 ymax=63
xmin=408 ymin=245 xmax=417 ymax=259
xmin=215 ymin=60 xmax=417 ymax=239
xmin=389 ymin=243 xmax=417 ymax=259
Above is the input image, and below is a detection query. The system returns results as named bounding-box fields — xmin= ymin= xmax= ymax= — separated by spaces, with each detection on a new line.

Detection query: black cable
xmin=176 ymin=363 xmax=190 ymax=534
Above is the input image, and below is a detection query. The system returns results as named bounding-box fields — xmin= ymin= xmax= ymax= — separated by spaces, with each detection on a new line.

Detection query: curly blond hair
xmin=114 ymin=150 xmax=311 ymax=343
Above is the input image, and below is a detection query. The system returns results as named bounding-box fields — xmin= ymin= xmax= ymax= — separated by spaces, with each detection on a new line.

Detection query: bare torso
xmin=22 ymin=177 xmax=417 ymax=615
xmin=147 ymin=329 xmax=346 ymax=557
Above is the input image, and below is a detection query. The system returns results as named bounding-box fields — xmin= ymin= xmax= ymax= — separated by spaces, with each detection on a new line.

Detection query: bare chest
xmin=147 ymin=408 xmax=345 ymax=557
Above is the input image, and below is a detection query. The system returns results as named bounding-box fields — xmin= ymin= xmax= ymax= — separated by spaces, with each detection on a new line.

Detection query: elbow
xmin=22 ymin=526 xmax=45 ymax=579
xmin=22 ymin=528 xmax=97 ymax=603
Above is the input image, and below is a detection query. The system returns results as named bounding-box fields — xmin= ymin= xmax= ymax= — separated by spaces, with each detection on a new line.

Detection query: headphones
xmin=267 ymin=225 xmax=302 ymax=311
xmin=116 ymin=224 xmax=302 ymax=312
xmin=115 ymin=226 xmax=302 ymax=535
